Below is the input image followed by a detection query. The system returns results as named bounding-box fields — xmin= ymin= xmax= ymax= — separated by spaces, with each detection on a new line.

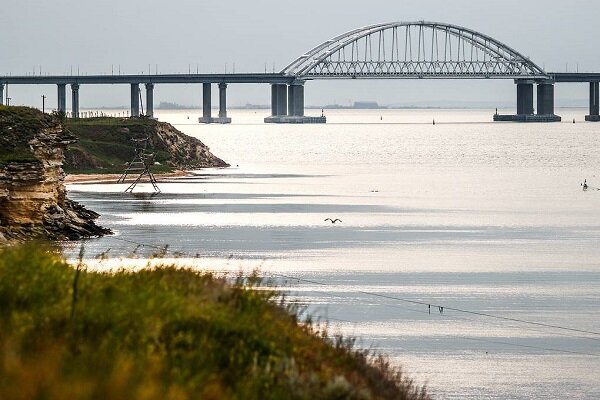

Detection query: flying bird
xmin=324 ymin=218 xmax=342 ymax=224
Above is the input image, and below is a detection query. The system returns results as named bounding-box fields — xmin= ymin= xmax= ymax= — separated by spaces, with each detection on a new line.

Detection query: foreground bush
xmin=0 ymin=244 xmax=429 ymax=400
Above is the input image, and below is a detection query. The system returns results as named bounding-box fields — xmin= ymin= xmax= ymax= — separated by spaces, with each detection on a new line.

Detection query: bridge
xmin=1 ymin=21 xmax=599 ymax=123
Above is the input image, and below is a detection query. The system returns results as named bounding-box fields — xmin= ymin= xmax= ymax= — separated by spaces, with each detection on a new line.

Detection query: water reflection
xmin=64 ymin=109 xmax=600 ymax=399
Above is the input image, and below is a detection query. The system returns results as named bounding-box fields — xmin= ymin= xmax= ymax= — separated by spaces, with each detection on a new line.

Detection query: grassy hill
xmin=64 ymin=117 xmax=228 ymax=174
xmin=0 ymin=106 xmax=64 ymax=163
xmin=0 ymin=244 xmax=430 ymax=400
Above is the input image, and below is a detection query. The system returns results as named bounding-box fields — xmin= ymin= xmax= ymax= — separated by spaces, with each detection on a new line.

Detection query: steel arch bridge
xmin=282 ymin=21 xmax=548 ymax=80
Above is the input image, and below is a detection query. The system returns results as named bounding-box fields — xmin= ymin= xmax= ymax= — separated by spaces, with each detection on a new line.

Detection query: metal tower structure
xmin=117 ymin=137 xmax=160 ymax=193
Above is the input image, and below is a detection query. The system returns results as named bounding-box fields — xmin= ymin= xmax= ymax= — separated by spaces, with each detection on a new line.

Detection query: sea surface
xmin=65 ymin=108 xmax=600 ymax=399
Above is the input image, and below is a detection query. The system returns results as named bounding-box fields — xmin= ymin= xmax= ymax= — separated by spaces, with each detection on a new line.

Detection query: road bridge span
xmin=2 ymin=22 xmax=599 ymax=122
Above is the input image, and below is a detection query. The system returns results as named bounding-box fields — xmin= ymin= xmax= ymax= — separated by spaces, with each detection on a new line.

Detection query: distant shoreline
xmin=65 ymin=170 xmax=192 ymax=184
xmin=80 ymin=105 xmax=591 ymax=111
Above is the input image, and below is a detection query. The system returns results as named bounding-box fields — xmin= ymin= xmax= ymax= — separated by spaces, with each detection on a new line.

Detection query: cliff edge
xmin=63 ymin=117 xmax=229 ymax=174
xmin=0 ymin=106 xmax=110 ymax=242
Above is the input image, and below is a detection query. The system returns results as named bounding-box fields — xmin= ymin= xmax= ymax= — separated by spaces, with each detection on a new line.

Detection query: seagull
xmin=324 ymin=218 xmax=342 ymax=224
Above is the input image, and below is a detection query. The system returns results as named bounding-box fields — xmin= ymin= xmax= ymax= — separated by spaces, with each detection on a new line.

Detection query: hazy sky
xmin=2 ymin=0 xmax=599 ymax=109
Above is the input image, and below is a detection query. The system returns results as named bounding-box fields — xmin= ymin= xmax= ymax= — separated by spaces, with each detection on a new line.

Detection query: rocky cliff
xmin=64 ymin=117 xmax=229 ymax=173
xmin=0 ymin=106 xmax=109 ymax=242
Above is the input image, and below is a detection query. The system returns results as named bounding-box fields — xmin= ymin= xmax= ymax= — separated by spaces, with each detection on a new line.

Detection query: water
xmin=65 ymin=108 xmax=600 ymax=399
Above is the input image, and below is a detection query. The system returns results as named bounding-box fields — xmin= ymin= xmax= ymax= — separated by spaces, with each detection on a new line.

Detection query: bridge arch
xmin=282 ymin=21 xmax=547 ymax=80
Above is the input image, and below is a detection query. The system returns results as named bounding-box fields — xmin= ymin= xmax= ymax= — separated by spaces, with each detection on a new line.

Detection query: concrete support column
xmin=57 ymin=84 xmax=66 ymax=113
xmin=295 ymin=85 xmax=304 ymax=117
xmin=145 ymin=83 xmax=154 ymax=118
xmin=269 ymin=84 xmax=288 ymax=116
xmin=198 ymin=83 xmax=225 ymax=123
xmin=265 ymin=82 xmax=324 ymax=124
xmin=288 ymin=84 xmax=305 ymax=117
xmin=130 ymin=83 xmax=140 ymax=117
xmin=0 ymin=83 xmax=4 ymax=106
xmin=516 ymin=81 xmax=534 ymax=115
xmin=586 ymin=82 xmax=600 ymax=121
xmin=288 ymin=85 xmax=296 ymax=116
xmin=536 ymin=82 xmax=554 ymax=115
xmin=276 ymin=84 xmax=287 ymax=116
xmin=590 ymin=82 xmax=599 ymax=116
xmin=71 ymin=84 xmax=80 ymax=118
xmin=203 ymin=82 xmax=212 ymax=120
xmin=271 ymin=84 xmax=279 ymax=116
xmin=218 ymin=83 xmax=227 ymax=118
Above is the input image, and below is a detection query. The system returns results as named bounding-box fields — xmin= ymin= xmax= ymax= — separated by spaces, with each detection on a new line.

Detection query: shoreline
xmin=65 ymin=170 xmax=192 ymax=184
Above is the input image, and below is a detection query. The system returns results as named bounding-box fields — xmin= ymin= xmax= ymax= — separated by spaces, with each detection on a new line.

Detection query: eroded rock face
xmin=151 ymin=121 xmax=229 ymax=169
xmin=0 ymin=107 xmax=110 ymax=242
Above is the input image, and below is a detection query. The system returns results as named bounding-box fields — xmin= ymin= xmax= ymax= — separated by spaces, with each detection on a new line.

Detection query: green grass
xmin=63 ymin=139 xmax=173 ymax=174
xmin=0 ymin=244 xmax=430 ymax=400
xmin=64 ymin=118 xmax=177 ymax=174
xmin=0 ymin=106 xmax=61 ymax=163
xmin=65 ymin=117 xmax=156 ymax=127
xmin=0 ymin=108 xmax=171 ymax=172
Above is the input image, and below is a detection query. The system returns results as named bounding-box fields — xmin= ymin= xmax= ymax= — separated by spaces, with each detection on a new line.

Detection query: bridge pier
xmin=536 ymin=82 xmax=560 ymax=121
xmin=517 ymin=81 xmax=534 ymax=115
xmin=268 ymin=83 xmax=287 ymax=116
xmin=288 ymin=83 xmax=304 ymax=117
xmin=57 ymin=84 xmax=66 ymax=113
xmin=265 ymin=83 xmax=324 ymax=123
xmin=494 ymin=80 xmax=560 ymax=122
xmin=202 ymin=82 xmax=211 ymax=122
xmin=215 ymin=83 xmax=232 ymax=123
xmin=270 ymin=84 xmax=279 ymax=117
xmin=277 ymin=84 xmax=288 ymax=116
xmin=145 ymin=83 xmax=154 ymax=118
xmin=264 ymin=84 xmax=287 ymax=122
xmin=0 ymin=83 xmax=4 ymax=106
xmin=130 ymin=83 xmax=140 ymax=117
xmin=199 ymin=83 xmax=211 ymax=123
xmin=198 ymin=83 xmax=232 ymax=124
xmin=71 ymin=84 xmax=80 ymax=118
xmin=585 ymin=82 xmax=600 ymax=121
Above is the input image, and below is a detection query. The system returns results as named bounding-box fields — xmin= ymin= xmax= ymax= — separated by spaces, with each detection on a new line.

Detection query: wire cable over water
xmin=76 ymin=235 xmax=600 ymax=356
xmin=269 ymin=272 xmax=600 ymax=338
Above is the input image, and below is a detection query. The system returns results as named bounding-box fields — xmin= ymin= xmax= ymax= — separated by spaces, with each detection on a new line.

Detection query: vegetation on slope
xmin=0 ymin=106 xmax=61 ymax=163
xmin=0 ymin=108 xmax=227 ymax=174
xmin=64 ymin=117 xmax=228 ymax=174
xmin=64 ymin=117 xmax=170 ymax=173
xmin=0 ymin=244 xmax=429 ymax=400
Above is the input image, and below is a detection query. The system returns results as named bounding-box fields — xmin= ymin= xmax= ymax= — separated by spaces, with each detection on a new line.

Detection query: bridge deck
xmin=2 ymin=72 xmax=599 ymax=85
xmin=549 ymin=73 xmax=600 ymax=83
xmin=0 ymin=73 xmax=295 ymax=85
